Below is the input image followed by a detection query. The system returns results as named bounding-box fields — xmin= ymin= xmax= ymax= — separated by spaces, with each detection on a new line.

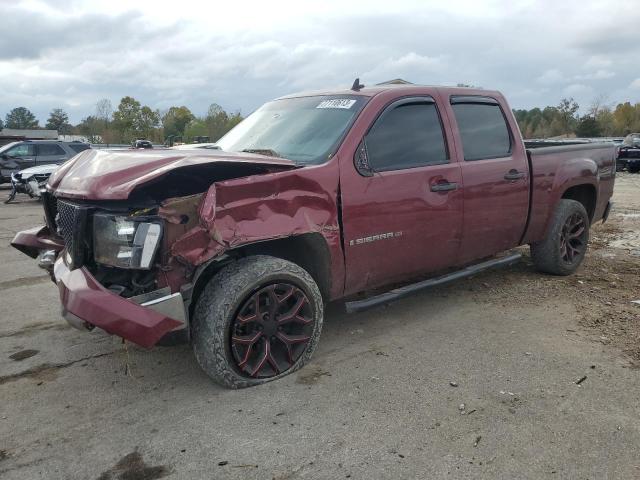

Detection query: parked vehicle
xmin=11 ymin=83 xmax=615 ymax=388
xmin=617 ymin=133 xmax=640 ymax=173
xmin=0 ymin=140 xmax=89 ymax=183
xmin=132 ymin=139 xmax=153 ymax=149
xmin=5 ymin=164 xmax=59 ymax=204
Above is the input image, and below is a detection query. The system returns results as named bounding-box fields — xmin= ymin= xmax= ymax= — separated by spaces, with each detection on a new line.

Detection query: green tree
xmin=556 ymin=98 xmax=579 ymax=135
xmin=0 ymin=118 xmax=3 ymax=130
xmin=613 ymin=102 xmax=640 ymax=135
xmin=162 ymin=106 xmax=194 ymax=139
xmin=112 ymin=96 xmax=142 ymax=142
xmin=5 ymin=107 xmax=39 ymax=129
xmin=77 ymin=116 xmax=104 ymax=143
xmin=205 ymin=103 xmax=231 ymax=141
xmin=136 ymin=106 xmax=161 ymax=140
xmin=575 ymin=116 xmax=601 ymax=137
xmin=45 ymin=108 xmax=72 ymax=134
xmin=184 ymin=118 xmax=208 ymax=142
xmin=595 ymin=106 xmax=615 ymax=136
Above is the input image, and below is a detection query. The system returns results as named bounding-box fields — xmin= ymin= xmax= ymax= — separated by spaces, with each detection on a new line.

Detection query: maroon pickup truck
xmin=12 ymin=83 xmax=615 ymax=388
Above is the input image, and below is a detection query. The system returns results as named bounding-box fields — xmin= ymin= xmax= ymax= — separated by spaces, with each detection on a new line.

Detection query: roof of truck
xmin=278 ymin=84 xmax=502 ymax=101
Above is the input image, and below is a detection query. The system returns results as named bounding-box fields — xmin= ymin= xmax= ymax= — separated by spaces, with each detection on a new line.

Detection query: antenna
xmin=351 ymin=77 xmax=364 ymax=91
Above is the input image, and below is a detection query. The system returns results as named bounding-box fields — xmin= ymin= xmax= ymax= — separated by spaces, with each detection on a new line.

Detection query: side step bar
xmin=344 ymin=252 xmax=522 ymax=313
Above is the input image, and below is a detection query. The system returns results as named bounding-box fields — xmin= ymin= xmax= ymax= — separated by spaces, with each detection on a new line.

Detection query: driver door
xmin=340 ymin=96 xmax=463 ymax=295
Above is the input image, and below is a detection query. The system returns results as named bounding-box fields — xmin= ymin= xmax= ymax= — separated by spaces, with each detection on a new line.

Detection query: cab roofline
xmin=276 ymin=84 xmax=501 ymax=101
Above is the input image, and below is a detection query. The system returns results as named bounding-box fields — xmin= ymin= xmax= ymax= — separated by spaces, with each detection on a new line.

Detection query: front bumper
xmin=53 ymin=255 xmax=183 ymax=348
xmin=11 ymin=225 xmax=64 ymax=258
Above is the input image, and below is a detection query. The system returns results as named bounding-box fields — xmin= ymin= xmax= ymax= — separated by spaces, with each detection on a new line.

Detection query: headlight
xmin=93 ymin=214 xmax=162 ymax=269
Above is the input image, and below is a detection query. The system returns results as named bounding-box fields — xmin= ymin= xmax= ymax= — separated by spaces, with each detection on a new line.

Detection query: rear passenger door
xmin=36 ymin=143 xmax=68 ymax=165
xmin=340 ymin=96 xmax=463 ymax=294
xmin=447 ymin=96 xmax=529 ymax=264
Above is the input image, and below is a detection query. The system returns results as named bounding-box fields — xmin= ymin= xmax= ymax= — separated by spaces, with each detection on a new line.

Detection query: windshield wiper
xmin=241 ymin=148 xmax=281 ymax=158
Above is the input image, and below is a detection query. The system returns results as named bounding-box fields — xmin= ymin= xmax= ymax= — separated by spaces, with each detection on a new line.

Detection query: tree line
xmin=0 ymin=97 xmax=243 ymax=145
xmin=3 ymin=95 xmax=640 ymax=143
xmin=514 ymin=96 xmax=640 ymax=138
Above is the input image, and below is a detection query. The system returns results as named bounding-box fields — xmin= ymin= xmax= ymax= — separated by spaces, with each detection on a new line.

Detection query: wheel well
xmin=187 ymin=233 xmax=332 ymax=321
xmin=237 ymin=234 xmax=332 ymax=300
xmin=562 ymin=184 xmax=596 ymax=221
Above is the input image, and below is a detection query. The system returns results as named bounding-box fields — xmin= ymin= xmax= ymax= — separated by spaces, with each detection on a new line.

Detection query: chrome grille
xmin=55 ymin=200 xmax=80 ymax=252
xmin=53 ymin=200 xmax=89 ymax=269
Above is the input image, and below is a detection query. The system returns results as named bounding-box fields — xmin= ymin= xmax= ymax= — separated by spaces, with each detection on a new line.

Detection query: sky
xmin=1 ymin=0 xmax=640 ymax=124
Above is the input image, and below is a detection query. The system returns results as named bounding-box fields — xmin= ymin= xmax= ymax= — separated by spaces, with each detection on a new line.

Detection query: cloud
xmin=630 ymin=79 xmax=640 ymax=90
xmin=1 ymin=0 xmax=640 ymax=124
xmin=537 ymin=69 xmax=565 ymax=85
xmin=575 ymin=70 xmax=616 ymax=81
xmin=563 ymin=83 xmax=595 ymax=99
xmin=584 ymin=56 xmax=613 ymax=69
xmin=363 ymin=53 xmax=445 ymax=84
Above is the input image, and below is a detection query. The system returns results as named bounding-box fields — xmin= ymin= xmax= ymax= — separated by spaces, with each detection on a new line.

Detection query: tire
xmin=530 ymin=199 xmax=590 ymax=276
xmin=629 ymin=163 xmax=640 ymax=174
xmin=192 ymin=255 xmax=324 ymax=389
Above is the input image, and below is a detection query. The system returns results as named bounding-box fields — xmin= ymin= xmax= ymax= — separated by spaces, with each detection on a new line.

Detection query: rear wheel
xmin=192 ymin=255 xmax=323 ymax=388
xmin=530 ymin=199 xmax=589 ymax=275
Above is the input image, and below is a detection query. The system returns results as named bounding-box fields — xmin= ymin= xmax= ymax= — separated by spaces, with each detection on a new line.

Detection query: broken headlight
xmin=93 ymin=214 xmax=162 ymax=269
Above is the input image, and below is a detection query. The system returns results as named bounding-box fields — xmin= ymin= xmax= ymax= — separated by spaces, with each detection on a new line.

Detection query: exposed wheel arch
xmin=187 ymin=233 xmax=332 ymax=325
xmin=561 ymin=184 xmax=597 ymax=222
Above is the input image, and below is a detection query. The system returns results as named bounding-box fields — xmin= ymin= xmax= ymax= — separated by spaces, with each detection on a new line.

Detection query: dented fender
xmin=162 ymin=166 xmax=346 ymax=299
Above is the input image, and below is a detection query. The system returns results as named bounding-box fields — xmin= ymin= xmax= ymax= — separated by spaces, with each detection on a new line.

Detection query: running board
xmin=344 ymin=252 xmax=522 ymax=314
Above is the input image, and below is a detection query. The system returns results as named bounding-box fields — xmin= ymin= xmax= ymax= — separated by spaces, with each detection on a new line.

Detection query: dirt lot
xmin=0 ymin=175 xmax=639 ymax=479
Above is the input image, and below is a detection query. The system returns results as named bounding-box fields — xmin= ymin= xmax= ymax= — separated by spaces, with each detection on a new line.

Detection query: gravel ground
xmin=0 ymin=175 xmax=639 ymax=480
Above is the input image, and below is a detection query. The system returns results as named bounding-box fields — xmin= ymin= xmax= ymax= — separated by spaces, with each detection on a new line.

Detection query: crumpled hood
xmin=48 ymin=148 xmax=297 ymax=200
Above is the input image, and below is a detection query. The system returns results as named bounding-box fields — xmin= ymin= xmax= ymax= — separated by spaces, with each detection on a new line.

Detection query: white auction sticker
xmin=316 ymin=99 xmax=357 ymax=109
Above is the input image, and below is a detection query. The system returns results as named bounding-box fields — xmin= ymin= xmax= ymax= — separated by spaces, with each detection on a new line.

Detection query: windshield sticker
xmin=316 ymin=99 xmax=357 ymax=109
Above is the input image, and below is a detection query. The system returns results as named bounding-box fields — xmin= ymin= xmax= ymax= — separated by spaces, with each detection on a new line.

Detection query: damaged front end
xmin=10 ymin=151 xmax=320 ymax=348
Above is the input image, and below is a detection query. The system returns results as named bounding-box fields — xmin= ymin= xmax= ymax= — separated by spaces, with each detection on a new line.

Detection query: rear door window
xmin=365 ymin=99 xmax=448 ymax=171
xmin=451 ymin=101 xmax=511 ymax=160
xmin=37 ymin=144 xmax=66 ymax=156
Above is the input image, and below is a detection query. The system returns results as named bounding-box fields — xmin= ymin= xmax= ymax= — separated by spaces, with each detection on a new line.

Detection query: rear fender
xmin=541 ymin=158 xmax=598 ymax=237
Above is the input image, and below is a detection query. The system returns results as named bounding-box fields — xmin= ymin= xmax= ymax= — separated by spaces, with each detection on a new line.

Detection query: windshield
xmin=216 ymin=95 xmax=367 ymax=165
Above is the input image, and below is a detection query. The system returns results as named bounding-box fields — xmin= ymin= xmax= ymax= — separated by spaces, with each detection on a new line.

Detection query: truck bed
xmin=522 ymin=142 xmax=616 ymax=245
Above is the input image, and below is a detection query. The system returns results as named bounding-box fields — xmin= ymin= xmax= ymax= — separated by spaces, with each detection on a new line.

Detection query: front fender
xmin=167 ymin=166 xmax=345 ymax=298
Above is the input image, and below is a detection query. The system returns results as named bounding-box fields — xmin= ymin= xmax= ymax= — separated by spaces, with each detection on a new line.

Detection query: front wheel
xmin=192 ymin=255 xmax=324 ymax=388
xmin=530 ymin=199 xmax=590 ymax=275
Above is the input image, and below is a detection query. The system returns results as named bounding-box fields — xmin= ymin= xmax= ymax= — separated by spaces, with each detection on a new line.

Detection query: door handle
xmin=504 ymin=170 xmax=525 ymax=181
xmin=430 ymin=182 xmax=458 ymax=192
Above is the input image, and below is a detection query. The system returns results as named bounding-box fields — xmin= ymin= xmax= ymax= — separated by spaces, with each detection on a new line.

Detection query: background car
xmin=5 ymin=163 xmax=59 ymax=204
xmin=617 ymin=133 xmax=640 ymax=173
xmin=0 ymin=140 xmax=90 ymax=183
xmin=132 ymin=139 xmax=153 ymax=149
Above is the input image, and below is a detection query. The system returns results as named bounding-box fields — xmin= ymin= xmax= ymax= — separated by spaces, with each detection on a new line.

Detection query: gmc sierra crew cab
xmin=11 ymin=83 xmax=615 ymax=388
